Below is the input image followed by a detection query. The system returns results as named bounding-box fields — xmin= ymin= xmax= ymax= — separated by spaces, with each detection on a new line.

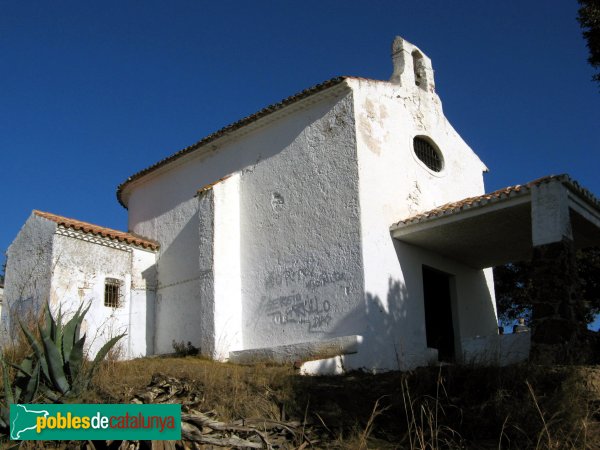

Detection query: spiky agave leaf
xmin=67 ymin=335 xmax=86 ymax=387
xmin=62 ymin=303 xmax=88 ymax=364
xmin=54 ymin=305 xmax=63 ymax=356
xmin=10 ymin=356 xmax=33 ymax=402
xmin=73 ymin=303 xmax=90 ymax=343
xmin=44 ymin=302 xmax=57 ymax=342
xmin=11 ymin=358 xmax=40 ymax=404
xmin=39 ymin=323 xmax=69 ymax=395
xmin=18 ymin=319 xmax=50 ymax=382
xmin=21 ymin=362 xmax=40 ymax=403
xmin=6 ymin=356 xmax=33 ymax=378
xmin=91 ymin=333 xmax=126 ymax=368
xmin=37 ymin=384 xmax=60 ymax=403
xmin=0 ymin=357 xmax=14 ymax=406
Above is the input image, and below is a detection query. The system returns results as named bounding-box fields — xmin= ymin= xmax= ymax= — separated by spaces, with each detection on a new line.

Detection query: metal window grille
xmin=414 ymin=137 xmax=443 ymax=172
xmin=104 ymin=278 xmax=122 ymax=308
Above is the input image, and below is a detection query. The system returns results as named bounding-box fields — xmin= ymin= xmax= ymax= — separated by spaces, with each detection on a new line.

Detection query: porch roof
xmin=390 ymin=175 xmax=600 ymax=269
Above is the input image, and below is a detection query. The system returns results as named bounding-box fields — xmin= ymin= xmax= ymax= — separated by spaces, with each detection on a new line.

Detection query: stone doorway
xmin=423 ymin=265 xmax=456 ymax=362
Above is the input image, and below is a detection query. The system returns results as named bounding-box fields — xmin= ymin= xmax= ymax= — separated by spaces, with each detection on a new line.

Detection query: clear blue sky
xmin=1 ymin=1 xmax=598 ymax=267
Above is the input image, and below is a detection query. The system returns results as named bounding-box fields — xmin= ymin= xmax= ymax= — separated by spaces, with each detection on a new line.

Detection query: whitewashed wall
xmin=49 ymin=233 xmax=131 ymax=357
xmin=125 ymin=247 xmax=157 ymax=356
xmin=337 ymin=74 xmax=496 ymax=371
xmin=49 ymin=233 xmax=156 ymax=358
xmin=239 ymin=92 xmax=364 ymax=349
xmin=197 ymin=175 xmax=243 ymax=360
xmin=1 ymin=214 xmax=55 ymax=340
xmin=152 ymin=197 xmax=203 ymax=354
xmin=125 ymin=85 xmax=355 ymax=356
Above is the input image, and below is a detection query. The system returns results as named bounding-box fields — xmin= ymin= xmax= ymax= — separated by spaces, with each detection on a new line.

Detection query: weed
xmin=171 ymin=340 xmax=199 ymax=357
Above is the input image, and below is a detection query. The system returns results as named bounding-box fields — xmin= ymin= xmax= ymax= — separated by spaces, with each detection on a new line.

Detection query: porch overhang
xmin=390 ymin=175 xmax=600 ymax=269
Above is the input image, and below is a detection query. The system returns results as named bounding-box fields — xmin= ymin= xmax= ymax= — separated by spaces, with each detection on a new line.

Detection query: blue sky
xmin=1 ymin=1 xmax=598 ymax=269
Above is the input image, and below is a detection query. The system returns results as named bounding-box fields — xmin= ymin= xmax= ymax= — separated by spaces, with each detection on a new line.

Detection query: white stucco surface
xmin=239 ymin=92 xmax=364 ymax=350
xmin=151 ymin=196 xmax=203 ymax=354
xmin=336 ymin=64 xmax=495 ymax=370
xmin=49 ymin=230 xmax=157 ymax=358
xmin=212 ymin=174 xmax=243 ymax=358
xmin=2 ymin=214 xmax=55 ymax=338
xmin=195 ymin=174 xmax=244 ymax=359
xmin=125 ymin=85 xmax=362 ymax=357
xmin=50 ymin=232 xmax=132 ymax=357
xmin=531 ymin=181 xmax=573 ymax=246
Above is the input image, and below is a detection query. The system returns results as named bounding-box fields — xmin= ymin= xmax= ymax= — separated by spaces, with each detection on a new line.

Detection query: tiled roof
xmin=116 ymin=76 xmax=353 ymax=208
xmin=33 ymin=210 xmax=159 ymax=250
xmin=392 ymin=174 xmax=600 ymax=229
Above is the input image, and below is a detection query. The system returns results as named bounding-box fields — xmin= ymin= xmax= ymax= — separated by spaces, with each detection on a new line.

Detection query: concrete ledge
xmin=461 ymin=332 xmax=530 ymax=366
xmin=229 ymin=335 xmax=362 ymax=365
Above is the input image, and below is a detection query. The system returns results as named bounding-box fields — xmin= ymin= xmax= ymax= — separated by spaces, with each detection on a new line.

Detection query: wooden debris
xmin=126 ymin=373 xmax=320 ymax=449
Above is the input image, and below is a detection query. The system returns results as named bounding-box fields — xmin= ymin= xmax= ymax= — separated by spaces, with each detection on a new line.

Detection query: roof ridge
xmin=33 ymin=210 xmax=159 ymax=250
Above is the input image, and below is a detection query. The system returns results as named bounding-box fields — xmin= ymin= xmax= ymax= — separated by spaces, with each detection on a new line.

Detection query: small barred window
xmin=413 ymin=137 xmax=443 ymax=172
xmin=104 ymin=278 xmax=122 ymax=308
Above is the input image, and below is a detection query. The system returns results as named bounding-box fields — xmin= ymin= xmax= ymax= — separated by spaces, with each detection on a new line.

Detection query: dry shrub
xmin=0 ymin=308 xmax=43 ymax=365
xmin=91 ymin=357 xmax=296 ymax=421
xmin=10 ymin=352 xmax=600 ymax=449
xmin=287 ymin=364 xmax=600 ymax=449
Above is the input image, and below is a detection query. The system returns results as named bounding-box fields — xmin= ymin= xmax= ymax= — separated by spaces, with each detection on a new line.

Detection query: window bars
xmin=413 ymin=137 xmax=443 ymax=172
xmin=104 ymin=278 xmax=122 ymax=308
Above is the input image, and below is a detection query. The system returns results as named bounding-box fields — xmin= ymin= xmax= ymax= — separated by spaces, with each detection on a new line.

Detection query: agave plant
xmin=1 ymin=302 xmax=125 ymax=407
xmin=20 ymin=302 xmax=126 ymax=399
xmin=0 ymin=302 xmax=124 ymax=439
xmin=0 ymin=354 xmax=41 ymax=432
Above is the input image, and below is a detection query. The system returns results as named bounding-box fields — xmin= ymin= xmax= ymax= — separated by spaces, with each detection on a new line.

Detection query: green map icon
xmin=10 ymin=404 xmax=49 ymax=440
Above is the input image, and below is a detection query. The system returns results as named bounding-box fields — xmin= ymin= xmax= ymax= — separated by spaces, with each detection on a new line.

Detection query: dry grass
xmin=90 ymin=356 xmax=297 ymax=422
xmin=0 ymin=309 xmax=44 ymax=365
xmin=83 ymin=359 xmax=600 ymax=449
xmin=3 ymin=354 xmax=600 ymax=449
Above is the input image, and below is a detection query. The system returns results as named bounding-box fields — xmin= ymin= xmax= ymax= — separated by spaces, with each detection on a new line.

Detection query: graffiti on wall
xmin=265 ymin=266 xmax=346 ymax=290
xmin=264 ymin=293 xmax=332 ymax=332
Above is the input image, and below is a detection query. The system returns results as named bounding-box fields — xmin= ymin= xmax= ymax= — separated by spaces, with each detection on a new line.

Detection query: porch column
xmin=530 ymin=182 xmax=587 ymax=362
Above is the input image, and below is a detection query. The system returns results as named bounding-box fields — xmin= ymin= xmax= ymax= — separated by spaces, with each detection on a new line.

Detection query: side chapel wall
xmin=2 ymin=214 xmax=55 ymax=337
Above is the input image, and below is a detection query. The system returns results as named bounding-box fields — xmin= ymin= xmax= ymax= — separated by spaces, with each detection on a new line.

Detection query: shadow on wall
xmin=153 ymin=209 xmax=203 ymax=354
xmin=7 ymin=297 xmax=36 ymax=337
xmin=312 ymin=238 xmax=499 ymax=374
xmin=141 ymin=264 xmax=158 ymax=356
xmin=395 ymin=239 xmax=498 ymax=357
xmin=316 ymin=277 xmax=425 ymax=374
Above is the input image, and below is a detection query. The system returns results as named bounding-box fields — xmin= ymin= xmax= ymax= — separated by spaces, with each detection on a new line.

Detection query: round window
xmin=413 ymin=137 xmax=443 ymax=172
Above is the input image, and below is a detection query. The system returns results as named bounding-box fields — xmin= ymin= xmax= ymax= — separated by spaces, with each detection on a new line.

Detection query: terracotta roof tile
xmin=33 ymin=210 xmax=159 ymax=250
xmin=196 ymin=174 xmax=233 ymax=196
xmin=116 ymin=76 xmax=358 ymax=208
xmin=392 ymin=174 xmax=600 ymax=229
